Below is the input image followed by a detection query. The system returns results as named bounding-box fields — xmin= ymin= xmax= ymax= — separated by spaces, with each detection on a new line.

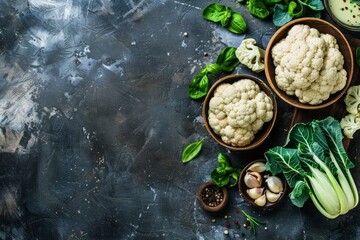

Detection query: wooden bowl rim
xmin=197 ymin=181 xmax=229 ymax=212
xmin=264 ymin=17 xmax=354 ymax=110
xmin=202 ymin=74 xmax=278 ymax=151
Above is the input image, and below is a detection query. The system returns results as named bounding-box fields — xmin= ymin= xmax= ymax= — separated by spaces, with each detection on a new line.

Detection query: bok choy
xmin=264 ymin=117 xmax=359 ymax=219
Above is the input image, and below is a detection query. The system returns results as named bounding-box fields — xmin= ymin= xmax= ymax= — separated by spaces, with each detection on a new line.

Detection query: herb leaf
xmin=356 ymin=47 xmax=360 ymax=67
xmin=210 ymin=153 xmax=243 ymax=187
xmin=181 ymin=138 xmax=204 ymax=163
xmin=187 ymin=47 xmax=239 ymax=99
xmin=241 ymin=210 xmax=265 ymax=235
xmin=247 ymin=0 xmax=271 ymax=19
xmin=203 ymin=3 xmax=247 ymax=34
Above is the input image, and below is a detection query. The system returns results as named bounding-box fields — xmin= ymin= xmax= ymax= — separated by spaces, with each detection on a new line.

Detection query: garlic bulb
xmin=246 ymin=187 xmax=264 ymax=200
xmin=265 ymin=189 xmax=282 ymax=203
xmin=254 ymin=194 xmax=266 ymax=206
xmin=266 ymin=176 xmax=283 ymax=193
xmin=247 ymin=161 xmax=266 ymax=173
xmin=244 ymin=171 xmax=262 ymax=188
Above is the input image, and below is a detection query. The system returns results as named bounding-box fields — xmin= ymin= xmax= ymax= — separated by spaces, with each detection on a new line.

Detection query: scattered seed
xmin=204 ymin=52 xmax=208 ymax=56
xmin=211 ymin=219 xmax=216 ymax=223
xmin=224 ymin=229 xmax=229 ymax=235
xmin=225 ymin=222 xmax=231 ymax=228
xmin=183 ymin=32 xmax=188 ymax=37
xmin=264 ymin=226 xmax=268 ymax=231
xmin=224 ymin=215 xmax=228 ymax=219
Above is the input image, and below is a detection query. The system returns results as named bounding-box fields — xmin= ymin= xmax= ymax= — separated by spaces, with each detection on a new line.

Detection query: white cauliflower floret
xmin=207 ymin=79 xmax=274 ymax=147
xmin=344 ymin=85 xmax=360 ymax=115
xmin=235 ymin=38 xmax=265 ymax=73
xmin=340 ymin=114 xmax=360 ymax=139
xmin=271 ymin=24 xmax=347 ymax=105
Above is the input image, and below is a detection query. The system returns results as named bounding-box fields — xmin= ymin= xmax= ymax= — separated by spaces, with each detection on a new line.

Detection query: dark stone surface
xmin=0 ymin=0 xmax=359 ymax=239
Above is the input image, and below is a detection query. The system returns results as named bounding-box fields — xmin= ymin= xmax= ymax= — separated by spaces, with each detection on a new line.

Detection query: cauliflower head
xmin=207 ymin=79 xmax=274 ymax=147
xmin=271 ymin=24 xmax=347 ymax=105
xmin=235 ymin=38 xmax=265 ymax=73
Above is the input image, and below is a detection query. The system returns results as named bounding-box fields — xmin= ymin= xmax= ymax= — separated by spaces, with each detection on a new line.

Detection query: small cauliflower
xmin=340 ymin=85 xmax=360 ymax=139
xmin=235 ymin=38 xmax=265 ymax=73
xmin=207 ymin=79 xmax=274 ymax=147
xmin=344 ymin=85 xmax=360 ymax=115
xmin=340 ymin=114 xmax=360 ymax=139
xmin=271 ymin=24 xmax=347 ymax=105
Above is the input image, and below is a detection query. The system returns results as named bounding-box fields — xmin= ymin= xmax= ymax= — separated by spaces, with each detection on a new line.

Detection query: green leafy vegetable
xmin=265 ymin=117 xmax=359 ymax=219
xmin=210 ymin=153 xmax=242 ymax=187
xmin=239 ymin=0 xmax=324 ymax=27
xmin=356 ymin=47 xmax=360 ymax=67
xmin=273 ymin=4 xmax=292 ymax=27
xmin=181 ymin=138 xmax=204 ymax=163
xmin=187 ymin=47 xmax=239 ymax=99
xmin=241 ymin=210 xmax=265 ymax=235
xmin=247 ymin=0 xmax=271 ymax=19
xmin=203 ymin=3 xmax=247 ymax=34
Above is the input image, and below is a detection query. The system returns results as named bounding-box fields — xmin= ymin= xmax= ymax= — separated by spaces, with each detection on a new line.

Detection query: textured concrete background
xmin=0 ymin=0 xmax=359 ymax=239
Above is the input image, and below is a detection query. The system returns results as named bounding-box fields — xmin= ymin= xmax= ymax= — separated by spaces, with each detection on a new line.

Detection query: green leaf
xmin=204 ymin=63 xmax=222 ymax=75
xmin=247 ymin=0 xmax=271 ymax=19
xmin=218 ymin=152 xmax=231 ymax=168
xmin=273 ymin=4 xmax=293 ymax=26
xmin=289 ymin=180 xmax=310 ymax=207
xmin=211 ymin=169 xmax=230 ymax=187
xmin=298 ymin=0 xmax=324 ymax=11
xmin=226 ymin=12 xmax=247 ymax=34
xmin=265 ymin=146 xmax=306 ymax=188
xmin=202 ymin=3 xmax=247 ymax=34
xmin=356 ymin=47 xmax=360 ymax=67
xmin=216 ymin=47 xmax=240 ymax=72
xmin=288 ymin=1 xmax=304 ymax=17
xmin=187 ymin=72 xmax=210 ymax=99
xmin=181 ymin=138 xmax=204 ymax=163
xmin=264 ymin=0 xmax=283 ymax=5
xmin=229 ymin=171 xmax=240 ymax=187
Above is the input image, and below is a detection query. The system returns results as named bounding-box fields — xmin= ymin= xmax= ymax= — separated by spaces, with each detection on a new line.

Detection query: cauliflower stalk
xmin=340 ymin=85 xmax=360 ymax=139
xmin=271 ymin=24 xmax=347 ymax=105
xmin=235 ymin=38 xmax=265 ymax=73
xmin=208 ymin=79 xmax=274 ymax=147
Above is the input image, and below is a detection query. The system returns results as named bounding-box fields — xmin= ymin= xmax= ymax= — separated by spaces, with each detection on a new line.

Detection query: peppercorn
xmin=201 ymin=185 xmax=224 ymax=207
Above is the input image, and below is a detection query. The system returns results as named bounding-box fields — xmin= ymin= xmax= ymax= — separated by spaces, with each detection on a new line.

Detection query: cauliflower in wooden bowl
xmin=202 ymin=74 xmax=277 ymax=151
xmin=265 ymin=17 xmax=354 ymax=109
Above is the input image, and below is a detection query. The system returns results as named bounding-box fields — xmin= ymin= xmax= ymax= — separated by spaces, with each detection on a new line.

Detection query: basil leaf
xmin=288 ymin=1 xmax=304 ymax=17
xmin=227 ymin=12 xmax=247 ymax=34
xmin=181 ymin=138 xmax=204 ymax=163
xmin=229 ymin=172 xmax=240 ymax=187
xmin=216 ymin=47 xmax=240 ymax=72
xmin=298 ymin=0 xmax=324 ymax=11
xmin=202 ymin=3 xmax=228 ymax=22
xmin=203 ymin=3 xmax=247 ymax=34
xmin=204 ymin=63 xmax=222 ymax=75
xmin=356 ymin=47 xmax=360 ymax=67
xmin=264 ymin=0 xmax=283 ymax=5
xmin=247 ymin=0 xmax=271 ymax=19
xmin=211 ymin=169 xmax=230 ymax=187
xmin=218 ymin=152 xmax=230 ymax=168
xmin=273 ymin=4 xmax=293 ymax=27
xmin=187 ymin=73 xmax=210 ymax=99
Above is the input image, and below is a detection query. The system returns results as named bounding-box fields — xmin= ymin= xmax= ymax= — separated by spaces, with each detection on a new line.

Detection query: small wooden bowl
xmin=202 ymin=74 xmax=277 ymax=151
xmin=264 ymin=17 xmax=354 ymax=110
xmin=197 ymin=181 xmax=228 ymax=212
xmin=238 ymin=159 xmax=288 ymax=208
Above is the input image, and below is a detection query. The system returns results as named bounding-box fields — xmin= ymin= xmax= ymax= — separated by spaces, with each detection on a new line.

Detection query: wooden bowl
xmin=238 ymin=159 xmax=288 ymax=209
xmin=202 ymin=74 xmax=277 ymax=151
xmin=197 ymin=181 xmax=228 ymax=212
xmin=264 ymin=17 xmax=354 ymax=110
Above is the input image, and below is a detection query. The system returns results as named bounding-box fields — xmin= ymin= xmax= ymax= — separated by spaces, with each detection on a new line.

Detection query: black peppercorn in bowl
xmin=197 ymin=181 xmax=229 ymax=212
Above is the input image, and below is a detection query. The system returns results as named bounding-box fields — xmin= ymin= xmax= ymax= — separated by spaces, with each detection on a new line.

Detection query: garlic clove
xmin=244 ymin=171 xmax=262 ymax=188
xmin=247 ymin=161 xmax=266 ymax=173
xmin=266 ymin=176 xmax=284 ymax=193
xmin=254 ymin=194 xmax=267 ymax=207
xmin=246 ymin=187 xmax=264 ymax=200
xmin=265 ymin=189 xmax=282 ymax=203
